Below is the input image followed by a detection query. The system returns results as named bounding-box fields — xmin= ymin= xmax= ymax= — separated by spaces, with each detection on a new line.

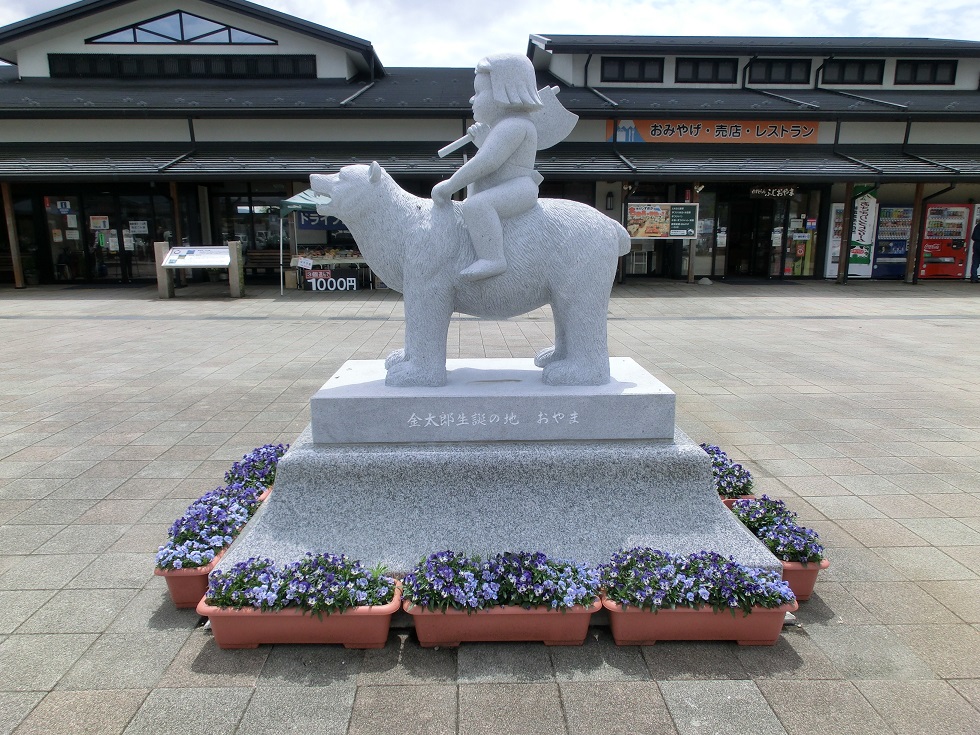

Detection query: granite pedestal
xmin=220 ymin=358 xmax=779 ymax=574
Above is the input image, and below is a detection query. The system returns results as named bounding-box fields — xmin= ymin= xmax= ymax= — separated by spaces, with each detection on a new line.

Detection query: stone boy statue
xmin=311 ymin=54 xmax=629 ymax=387
xmin=435 ymin=53 xmax=578 ymax=281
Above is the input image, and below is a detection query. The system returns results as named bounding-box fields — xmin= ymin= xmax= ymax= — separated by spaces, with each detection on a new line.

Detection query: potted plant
xmin=600 ymin=548 xmax=797 ymax=646
xmin=730 ymin=496 xmax=829 ymax=601
xmin=224 ymin=442 xmax=288 ymax=492
xmin=154 ymin=443 xmax=287 ymax=608
xmin=153 ymin=483 xmax=265 ymax=607
xmin=402 ymin=550 xmax=601 ymax=647
xmin=700 ymin=443 xmax=755 ymax=505
xmin=198 ymin=553 xmax=400 ymax=649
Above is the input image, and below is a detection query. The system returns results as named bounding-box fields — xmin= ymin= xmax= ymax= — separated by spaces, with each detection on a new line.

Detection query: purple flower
xmin=403 ymin=550 xmax=600 ymax=613
xmin=601 ymin=547 xmax=795 ymax=613
xmin=205 ymin=552 xmax=396 ymax=612
xmin=700 ymin=443 xmax=755 ymax=498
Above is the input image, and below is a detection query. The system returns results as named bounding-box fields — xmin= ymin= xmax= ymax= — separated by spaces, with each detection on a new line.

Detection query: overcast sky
xmin=2 ymin=0 xmax=980 ymax=67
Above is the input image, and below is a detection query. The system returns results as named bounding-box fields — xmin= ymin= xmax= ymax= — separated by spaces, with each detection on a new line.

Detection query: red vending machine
xmin=920 ymin=204 xmax=972 ymax=279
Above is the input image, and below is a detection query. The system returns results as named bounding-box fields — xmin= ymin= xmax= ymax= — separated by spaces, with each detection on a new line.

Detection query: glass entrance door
xmin=43 ymin=195 xmax=84 ymax=281
xmin=726 ymin=199 xmax=774 ymax=277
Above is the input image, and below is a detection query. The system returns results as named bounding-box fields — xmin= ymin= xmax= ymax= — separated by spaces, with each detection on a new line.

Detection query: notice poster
xmin=90 ymin=215 xmax=110 ymax=230
xmin=51 ymin=229 xmax=64 ymax=243
xmin=107 ymin=229 xmax=119 ymax=252
xmin=122 ymin=230 xmax=135 ymax=252
xmin=128 ymin=220 xmax=148 ymax=235
xmin=626 ymin=203 xmax=699 ymax=239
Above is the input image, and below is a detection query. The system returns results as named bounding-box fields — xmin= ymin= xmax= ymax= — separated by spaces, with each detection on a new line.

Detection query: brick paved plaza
xmin=0 ymin=278 xmax=978 ymax=734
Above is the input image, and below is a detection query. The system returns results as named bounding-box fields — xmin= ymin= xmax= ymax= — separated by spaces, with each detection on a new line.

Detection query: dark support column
xmin=1 ymin=182 xmax=25 ymax=288
xmin=836 ymin=182 xmax=855 ymax=285
xmin=905 ymin=182 xmax=925 ymax=284
xmin=687 ymin=184 xmax=700 ymax=284
xmin=170 ymin=181 xmax=185 ymax=286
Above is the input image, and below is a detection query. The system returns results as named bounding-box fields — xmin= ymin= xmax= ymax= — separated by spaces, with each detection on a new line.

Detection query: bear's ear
xmin=369 ymin=161 xmax=383 ymax=183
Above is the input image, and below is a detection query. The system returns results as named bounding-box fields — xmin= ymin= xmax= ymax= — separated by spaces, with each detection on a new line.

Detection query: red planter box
xmin=781 ymin=559 xmax=829 ymax=601
xmin=404 ymin=599 xmax=601 ymax=647
xmin=602 ymin=598 xmax=798 ymax=646
xmin=154 ymin=549 xmax=225 ymax=609
xmin=197 ymin=585 xmax=401 ymax=650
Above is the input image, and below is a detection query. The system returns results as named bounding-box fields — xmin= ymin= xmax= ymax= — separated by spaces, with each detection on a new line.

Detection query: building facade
xmin=1 ymin=0 xmax=979 ymax=288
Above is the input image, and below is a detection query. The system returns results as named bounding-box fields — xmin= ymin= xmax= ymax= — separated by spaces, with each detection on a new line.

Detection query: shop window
xmin=211 ymin=183 xmax=288 ymax=252
xmin=822 ymin=59 xmax=885 ymax=85
xmin=87 ymin=11 xmax=276 ymax=45
xmin=748 ymin=59 xmax=811 ymax=85
xmin=675 ymin=58 xmax=738 ymax=84
xmin=600 ymin=57 xmax=664 ymax=83
xmin=895 ymin=60 xmax=957 ymax=85
xmin=48 ymin=53 xmax=316 ymax=79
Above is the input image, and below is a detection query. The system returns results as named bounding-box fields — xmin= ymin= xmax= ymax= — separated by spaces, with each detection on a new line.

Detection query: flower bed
xmin=402 ymin=551 xmax=601 ymax=646
xmin=730 ymin=495 xmax=828 ymax=601
xmin=154 ymin=443 xmax=287 ymax=608
xmin=700 ymin=443 xmax=755 ymax=501
xmin=224 ymin=442 xmax=288 ymax=489
xmin=600 ymin=548 xmax=797 ymax=645
xmin=198 ymin=553 xmax=399 ymax=649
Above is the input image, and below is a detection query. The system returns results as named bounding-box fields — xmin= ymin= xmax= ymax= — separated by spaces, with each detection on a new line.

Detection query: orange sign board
xmin=608 ymin=119 xmax=819 ymax=144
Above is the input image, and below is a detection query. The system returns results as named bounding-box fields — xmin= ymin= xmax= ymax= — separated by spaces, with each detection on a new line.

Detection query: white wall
xmin=12 ymin=0 xmax=360 ymax=79
xmin=0 ymin=118 xmax=190 ymax=142
xmin=909 ymin=123 xmax=980 ymax=145
xmin=193 ymin=118 xmax=463 ymax=142
xmin=837 ymin=122 xmax=907 ymax=145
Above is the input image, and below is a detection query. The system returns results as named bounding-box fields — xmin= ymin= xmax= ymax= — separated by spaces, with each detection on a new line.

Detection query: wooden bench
xmin=245 ymin=249 xmax=282 ymax=274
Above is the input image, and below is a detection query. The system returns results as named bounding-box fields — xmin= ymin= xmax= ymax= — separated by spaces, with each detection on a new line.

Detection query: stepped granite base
xmin=220 ymin=429 xmax=779 ymax=574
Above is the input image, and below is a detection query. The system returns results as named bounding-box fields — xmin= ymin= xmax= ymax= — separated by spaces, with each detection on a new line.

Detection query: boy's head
xmin=476 ymin=53 xmax=543 ymax=112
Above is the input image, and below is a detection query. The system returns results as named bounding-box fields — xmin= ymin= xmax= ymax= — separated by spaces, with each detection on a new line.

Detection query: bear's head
xmin=310 ymin=161 xmax=388 ymax=219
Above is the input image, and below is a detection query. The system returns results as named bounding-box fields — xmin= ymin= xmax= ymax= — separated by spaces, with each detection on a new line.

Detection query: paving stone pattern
xmin=0 ymin=278 xmax=979 ymax=734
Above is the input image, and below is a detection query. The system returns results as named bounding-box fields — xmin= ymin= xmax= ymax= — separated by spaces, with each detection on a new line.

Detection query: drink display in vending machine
xmin=920 ymin=204 xmax=971 ymax=279
xmin=872 ymin=207 xmax=913 ymax=279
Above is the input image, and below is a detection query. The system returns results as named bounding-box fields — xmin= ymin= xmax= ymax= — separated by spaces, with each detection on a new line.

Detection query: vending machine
xmin=970 ymin=204 xmax=980 ymax=281
xmin=920 ymin=204 xmax=971 ymax=279
xmin=872 ymin=207 xmax=913 ymax=280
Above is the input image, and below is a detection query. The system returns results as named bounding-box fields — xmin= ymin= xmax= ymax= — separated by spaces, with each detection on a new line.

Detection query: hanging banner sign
xmin=626 ymin=203 xmax=699 ymax=239
xmin=609 ymin=120 xmax=819 ymax=144
xmin=849 ymin=193 xmax=879 ymax=274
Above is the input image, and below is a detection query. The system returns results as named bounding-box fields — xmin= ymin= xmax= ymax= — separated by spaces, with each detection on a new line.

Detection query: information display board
xmin=160 ymin=247 xmax=231 ymax=268
xmin=626 ymin=203 xmax=699 ymax=239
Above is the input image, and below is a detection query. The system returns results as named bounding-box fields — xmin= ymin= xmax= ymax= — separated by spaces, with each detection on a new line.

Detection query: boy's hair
xmin=476 ymin=53 xmax=543 ymax=111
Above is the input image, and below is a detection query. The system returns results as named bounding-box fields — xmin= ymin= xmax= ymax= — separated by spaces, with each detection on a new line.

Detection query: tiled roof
xmin=531 ymin=35 xmax=980 ymax=57
xmin=0 ymin=142 xmax=977 ymax=182
xmin=2 ymin=69 xmax=978 ymax=119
